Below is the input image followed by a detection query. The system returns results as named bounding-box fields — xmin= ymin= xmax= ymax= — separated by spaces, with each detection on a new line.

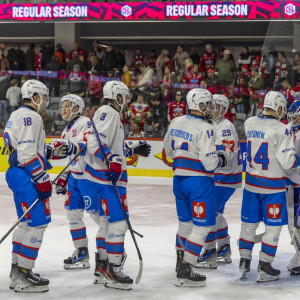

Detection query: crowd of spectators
xmin=0 ymin=40 xmax=300 ymax=139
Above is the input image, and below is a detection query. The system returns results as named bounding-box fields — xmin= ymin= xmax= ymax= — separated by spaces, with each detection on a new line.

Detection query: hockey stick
xmin=86 ymin=107 xmax=143 ymax=284
xmin=0 ymin=147 xmax=86 ymax=245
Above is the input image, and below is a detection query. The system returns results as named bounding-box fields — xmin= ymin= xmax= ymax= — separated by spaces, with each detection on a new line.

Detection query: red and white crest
xmin=20 ymin=202 xmax=31 ymax=219
xmin=101 ymin=199 xmax=109 ymax=216
xmin=267 ymin=203 xmax=281 ymax=219
xmin=122 ymin=195 xmax=128 ymax=211
xmin=43 ymin=198 xmax=51 ymax=215
xmin=72 ymin=129 xmax=77 ymax=137
xmin=192 ymin=202 xmax=206 ymax=219
xmin=65 ymin=191 xmax=71 ymax=206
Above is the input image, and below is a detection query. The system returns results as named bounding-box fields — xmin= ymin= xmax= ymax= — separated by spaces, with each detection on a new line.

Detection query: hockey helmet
xmin=21 ymin=79 xmax=49 ymax=112
xmin=263 ymin=91 xmax=287 ymax=120
xmin=212 ymin=94 xmax=229 ymax=121
xmin=103 ymin=80 xmax=130 ymax=113
xmin=60 ymin=94 xmax=85 ymax=121
xmin=288 ymin=100 xmax=300 ymax=126
xmin=186 ymin=88 xmax=213 ymax=117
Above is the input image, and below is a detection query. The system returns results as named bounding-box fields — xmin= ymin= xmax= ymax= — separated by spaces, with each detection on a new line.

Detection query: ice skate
xmin=94 ymin=253 xmax=108 ymax=284
xmin=257 ymin=261 xmax=280 ymax=282
xmin=175 ymin=261 xmax=206 ymax=287
xmin=9 ymin=263 xmax=18 ymax=289
xmin=104 ymin=263 xmax=133 ymax=290
xmin=290 ymin=266 xmax=300 ymax=276
xmin=14 ymin=267 xmax=49 ymax=293
xmin=239 ymin=258 xmax=251 ymax=279
xmin=175 ymin=250 xmax=184 ymax=272
xmin=64 ymin=247 xmax=90 ymax=269
xmin=195 ymin=249 xmax=217 ymax=269
xmin=217 ymin=244 xmax=232 ymax=264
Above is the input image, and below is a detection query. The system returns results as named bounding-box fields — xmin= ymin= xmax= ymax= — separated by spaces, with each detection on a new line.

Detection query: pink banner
xmin=0 ymin=1 xmax=299 ymax=22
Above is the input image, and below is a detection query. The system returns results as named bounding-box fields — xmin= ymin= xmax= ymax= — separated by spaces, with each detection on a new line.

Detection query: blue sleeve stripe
xmin=292 ymin=154 xmax=300 ymax=169
xmin=94 ymin=144 xmax=111 ymax=161
xmin=78 ymin=143 xmax=87 ymax=156
xmin=23 ymin=157 xmax=43 ymax=175
xmin=216 ymin=145 xmax=225 ymax=151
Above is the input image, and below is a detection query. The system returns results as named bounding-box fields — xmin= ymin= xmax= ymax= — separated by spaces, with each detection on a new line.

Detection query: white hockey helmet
xmin=263 ymin=91 xmax=287 ymax=120
xmin=60 ymin=94 xmax=85 ymax=121
xmin=212 ymin=94 xmax=229 ymax=121
xmin=103 ymin=80 xmax=130 ymax=113
xmin=21 ymin=79 xmax=49 ymax=112
xmin=287 ymin=100 xmax=300 ymax=126
xmin=186 ymin=88 xmax=213 ymax=117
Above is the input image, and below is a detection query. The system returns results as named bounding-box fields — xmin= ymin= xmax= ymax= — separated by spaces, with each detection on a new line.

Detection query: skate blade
xmin=104 ymin=281 xmax=132 ymax=291
xmin=256 ymin=272 xmax=279 ymax=283
xmin=239 ymin=268 xmax=248 ymax=280
xmin=9 ymin=280 xmax=16 ymax=289
xmin=290 ymin=270 xmax=300 ymax=276
xmin=14 ymin=284 xmax=49 ymax=293
xmin=175 ymin=278 xmax=206 ymax=287
xmin=195 ymin=261 xmax=217 ymax=269
xmin=64 ymin=262 xmax=90 ymax=269
xmin=94 ymin=275 xmax=106 ymax=285
xmin=217 ymin=256 xmax=232 ymax=264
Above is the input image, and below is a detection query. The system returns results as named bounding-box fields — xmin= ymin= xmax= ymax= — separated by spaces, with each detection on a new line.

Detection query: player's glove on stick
xmin=65 ymin=140 xmax=80 ymax=156
xmin=217 ymin=151 xmax=227 ymax=168
xmin=32 ymin=171 xmax=52 ymax=201
xmin=46 ymin=140 xmax=67 ymax=160
xmin=126 ymin=141 xmax=151 ymax=157
xmin=106 ymin=154 xmax=122 ymax=185
xmin=56 ymin=171 xmax=70 ymax=195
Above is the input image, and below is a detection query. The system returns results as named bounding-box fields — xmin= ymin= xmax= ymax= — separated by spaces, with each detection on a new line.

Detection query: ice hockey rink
xmin=0 ymin=173 xmax=299 ymax=300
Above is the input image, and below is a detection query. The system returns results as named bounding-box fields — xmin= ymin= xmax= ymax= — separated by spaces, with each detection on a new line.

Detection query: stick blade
xmin=135 ymin=259 xmax=143 ymax=284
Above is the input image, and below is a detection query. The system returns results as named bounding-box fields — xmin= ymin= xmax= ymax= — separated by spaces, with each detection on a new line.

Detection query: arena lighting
xmin=0 ymin=1 xmax=299 ymax=22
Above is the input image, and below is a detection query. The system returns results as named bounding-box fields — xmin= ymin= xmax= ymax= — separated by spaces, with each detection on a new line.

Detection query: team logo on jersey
xmin=192 ymin=202 xmax=206 ymax=219
xmin=222 ymin=140 xmax=235 ymax=153
xmin=43 ymin=198 xmax=51 ymax=215
xmin=101 ymin=199 xmax=109 ymax=216
xmin=267 ymin=204 xmax=281 ymax=219
xmin=122 ymin=195 xmax=128 ymax=211
xmin=20 ymin=202 xmax=31 ymax=219
xmin=65 ymin=191 xmax=71 ymax=206
xmin=72 ymin=129 xmax=77 ymax=137
xmin=84 ymin=196 xmax=91 ymax=209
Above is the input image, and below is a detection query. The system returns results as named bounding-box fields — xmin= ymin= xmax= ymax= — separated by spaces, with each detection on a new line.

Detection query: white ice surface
xmin=0 ymin=173 xmax=299 ymax=300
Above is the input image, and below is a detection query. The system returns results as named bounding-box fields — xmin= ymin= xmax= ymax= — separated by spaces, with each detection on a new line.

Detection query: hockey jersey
xmin=199 ymin=50 xmax=218 ymax=72
xmin=84 ymin=105 xmax=127 ymax=188
xmin=4 ymin=106 xmax=51 ymax=176
xmin=213 ymin=118 xmax=243 ymax=189
xmin=168 ymin=101 xmax=187 ymax=121
xmin=128 ymin=101 xmax=151 ymax=126
xmin=61 ymin=116 xmax=91 ymax=179
xmin=244 ymin=115 xmax=300 ymax=194
xmin=164 ymin=114 xmax=221 ymax=178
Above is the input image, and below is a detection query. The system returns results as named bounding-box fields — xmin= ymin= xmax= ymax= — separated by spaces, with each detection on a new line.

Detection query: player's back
xmin=245 ymin=115 xmax=296 ymax=194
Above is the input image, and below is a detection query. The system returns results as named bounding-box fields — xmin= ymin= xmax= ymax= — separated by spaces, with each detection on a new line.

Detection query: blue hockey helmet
xmin=288 ymin=100 xmax=300 ymax=126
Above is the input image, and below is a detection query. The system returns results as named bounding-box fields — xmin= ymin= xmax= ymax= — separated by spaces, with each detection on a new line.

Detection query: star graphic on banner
xmin=154 ymin=149 xmax=173 ymax=167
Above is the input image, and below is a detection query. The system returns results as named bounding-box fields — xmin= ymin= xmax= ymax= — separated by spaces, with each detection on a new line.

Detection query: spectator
xmin=46 ymin=55 xmax=62 ymax=97
xmin=87 ymin=70 xmax=103 ymax=106
xmin=199 ymin=44 xmax=218 ymax=73
xmin=21 ymin=75 xmax=29 ymax=85
xmin=224 ymin=102 xmax=236 ymax=123
xmin=163 ymin=55 xmax=174 ymax=70
xmin=183 ymin=64 xmax=204 ymax=90
xmin=161 ymin=65 xmax=176 ymax=105
xmin=129 ymin=79 xmax=141 ymax=103
xmin=238 ymin=64 xmax=251 ymax=83
xmin=6 ymin=79 xmax=20 ymax=112
xmin=173 ymin=44 xmax=189 ymax=83
xmin=238 ymin=46 xmax=251 ymax=70
xmin=273 ymin=51 xmax=290 ymax=89
xmin=144 ymin=78 xmax=161 ymax=103
xmin=148 ymin=98 xmax=168 ymax=137
xmin=7 ymin=44 xmax=25 ymax=71
xmin=67 ymin=64 xmax=87 ymax=98
xmin=66 ymin=52 xmax=87 ymax=72
xmin=282 ymin=79 xmax=295 ymax=105
xmin=69 ymin=42 xmax=87 ymax=65
xmin=121 ymin=64 xmax=132 ymax=88
xmin=131 ymin=48 xmax=146 ymax=74
xmin=0 ymin=42 xmax=7 ymax=55
xmin=128 ymin=92 xmax=151 ymax=128
xmin=148 ymin=50 xmax=158 ymax=69
xmin=234 ymin=77 xmax=250 ymax=114
xmin=88 ymin=40 xmax=104 ymax=63
xmin=114 ymin=46 xmax=126 ymax=69
xmin=156 ymin=49 xmax=170 ymax=81
xmin=0 ymin=73 xmax=10 ymax=128
xmin=137 ymin=63 xmax=154 ymax=88
xmin=184 ymin=57 xmax=193 ymax=74
xmin=248 ymin=68 xmax=264 ymax=92
xmin=41 ymin=42 xmax=54 ymax=70
xmin=256 ymin=91 xmax=266 ymax=116
xmin=128 ymin=121 xmax=145 ymax=138
xmin=219 ymin=47 xmax=235 ymax=61
xmin=189 ymin=46 xmax=200 ymax=65
xmin=215 ymin=49 xmax=237 ymax=96
xmin=54 ymin=43 xmax=67 ymax=68
xmin=35 ymin=44 xmax=44 ymax=72
xmin=51 ymin=113 xmax=66 ymax=136
xmin=25 ymin=43 xmax=35 ymax=71
xmin=292 ymin=52 xmax=300 ymax=85
xmin=206 ymin=69 xmax=222 ymax=94
xmin=168 ymin=90 xmax=187 ymax=121
xmin=40 ymin=109 xmax=53 ymax=135
xmin=103 ymin=45 xmax=118 ymax=71
xmin=0 ymin=49 xmax=10 ymax=71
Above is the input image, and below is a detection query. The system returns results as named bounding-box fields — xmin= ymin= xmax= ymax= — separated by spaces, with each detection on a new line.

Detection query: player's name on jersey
xmin=170 ymin=128 xmax=193 ymax=142
xmin=246 ymin=130 xmax=265 ymax=139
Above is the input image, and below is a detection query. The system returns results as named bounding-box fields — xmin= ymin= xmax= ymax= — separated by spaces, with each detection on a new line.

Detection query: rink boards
xmin=0 ymin=136 xmax=247 ymax=177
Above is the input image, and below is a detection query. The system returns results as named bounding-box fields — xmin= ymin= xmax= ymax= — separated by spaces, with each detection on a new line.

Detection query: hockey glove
xmin=55 ymin=171 xmax=70 ymax=195
xmin=217 ymin=151 xmax=227 ymax=168
xmin=32 ymin=171 xmax=52 ymax=201
xmin=46 ymin=140 xmax=67 ymax=160
xmin=106 ymin=154 xmax=123 ymax=185
xmin=126 ymin=141 xmax=151 ymax=157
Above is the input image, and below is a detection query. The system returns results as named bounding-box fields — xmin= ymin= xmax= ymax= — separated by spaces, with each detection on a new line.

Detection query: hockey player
xmin=239 ymin=91 xmax=300 ymax=282
xmin=164 ymin=88 xmax=226 ymax=287
xmin=82 ymin=81 xmax=151 ymax=290
xmin=197 ymin=94 xmax=242 ymax=269
xmin=4 ymin=80 xmax=60 ymax=293
xmin=52 ymin=94 xmax=100 ymax=270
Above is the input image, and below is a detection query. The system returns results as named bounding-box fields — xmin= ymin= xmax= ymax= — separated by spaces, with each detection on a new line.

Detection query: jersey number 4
xmin=247 ymin=141 xmax=269 ymax=170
